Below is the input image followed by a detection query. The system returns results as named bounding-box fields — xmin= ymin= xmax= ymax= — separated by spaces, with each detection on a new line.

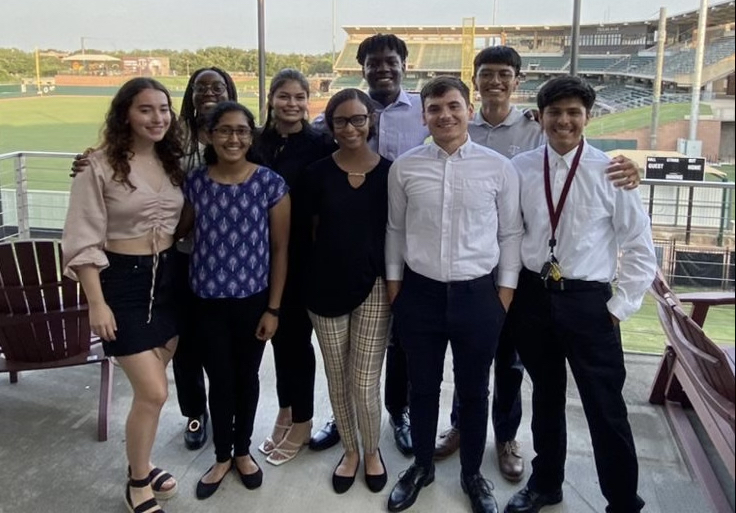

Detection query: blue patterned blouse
xmin=184 ymin=165 xmax=288 ymax=299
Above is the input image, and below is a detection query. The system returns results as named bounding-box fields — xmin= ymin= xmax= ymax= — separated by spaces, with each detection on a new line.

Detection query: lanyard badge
xmin=541 ymin=142 xmax=585 ymax=283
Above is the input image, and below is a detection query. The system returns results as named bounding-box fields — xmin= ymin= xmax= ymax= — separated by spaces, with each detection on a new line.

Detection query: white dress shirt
xmin=511 ymin=141 xmax=656 ymax=321
xmin=386 ymin=136 xmax=523 ymax=288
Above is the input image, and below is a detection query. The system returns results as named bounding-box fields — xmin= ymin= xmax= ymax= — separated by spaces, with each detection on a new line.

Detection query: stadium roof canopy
xmin=667 ymin=0 xmax=735 ymax=28
xmin=61 ymin=54 xmax=120 ymax=62
xmin=341 ymin=0 xmax=734 ymax=37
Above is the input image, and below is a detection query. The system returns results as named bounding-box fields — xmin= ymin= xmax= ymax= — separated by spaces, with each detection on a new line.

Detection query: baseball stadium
xmin=0 ymin=1 xmax=734 ymax=512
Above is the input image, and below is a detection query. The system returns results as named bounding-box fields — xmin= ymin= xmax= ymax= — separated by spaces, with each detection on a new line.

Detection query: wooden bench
xmin=0 ymin=240 xmax=113 ymax=442
xmin=648 ymin=270 xmax=735 ymax=513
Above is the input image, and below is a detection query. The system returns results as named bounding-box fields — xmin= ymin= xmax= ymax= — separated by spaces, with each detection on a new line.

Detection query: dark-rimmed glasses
xmin=332 ymin=114 xmax=369 ymax=129
xmin=193 ymin=82 xmax=227 ymax=95
xmin=212 ymin=127 xmax=251 ymax=139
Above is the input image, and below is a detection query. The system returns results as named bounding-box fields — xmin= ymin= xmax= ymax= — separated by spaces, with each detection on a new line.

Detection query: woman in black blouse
xmin=251 ymin=69 xmax=336 ymax=465
xmin=305 ymin=88 xmax=391 ymax=494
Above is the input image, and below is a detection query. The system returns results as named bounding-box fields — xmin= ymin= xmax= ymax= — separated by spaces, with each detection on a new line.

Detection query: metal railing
xmin=1 ymin=150 xmax=734 ymax=351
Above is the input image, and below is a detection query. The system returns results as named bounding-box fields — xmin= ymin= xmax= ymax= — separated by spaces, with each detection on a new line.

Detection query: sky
xmin=1 ymin=0 xmax=709 ymax=55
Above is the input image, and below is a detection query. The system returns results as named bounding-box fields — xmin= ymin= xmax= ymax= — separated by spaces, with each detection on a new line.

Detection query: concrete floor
xmin=0 ymin=345 xmax=722 ymax=513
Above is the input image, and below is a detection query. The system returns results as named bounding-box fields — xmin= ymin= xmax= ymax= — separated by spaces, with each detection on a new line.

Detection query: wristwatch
xmin=265 ymin=306 xmax=280 ymax=317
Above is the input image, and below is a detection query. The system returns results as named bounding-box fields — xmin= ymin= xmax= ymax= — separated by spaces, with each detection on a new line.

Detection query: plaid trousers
xmin=309 ymin=278 xmax=391 ymax=453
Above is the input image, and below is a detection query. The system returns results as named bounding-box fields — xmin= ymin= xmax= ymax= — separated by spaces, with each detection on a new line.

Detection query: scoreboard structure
xmin=645 ymin=156 xmax=705 ymax=181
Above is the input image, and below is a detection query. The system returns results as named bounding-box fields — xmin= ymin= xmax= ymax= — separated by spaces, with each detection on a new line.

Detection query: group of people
xmin=61 ymin=33 xmax=656 ymax=513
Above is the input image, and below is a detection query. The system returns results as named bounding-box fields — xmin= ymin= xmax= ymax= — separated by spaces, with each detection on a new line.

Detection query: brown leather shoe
xmin=433 ymin=426 xmax=460 ymax=460
xmin=496 ymin=440 xmax=524 ymax=482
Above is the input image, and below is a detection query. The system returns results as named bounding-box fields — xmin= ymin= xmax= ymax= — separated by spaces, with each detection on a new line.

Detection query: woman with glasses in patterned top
xmin=176 ymin=101 xmax=290 ymax=500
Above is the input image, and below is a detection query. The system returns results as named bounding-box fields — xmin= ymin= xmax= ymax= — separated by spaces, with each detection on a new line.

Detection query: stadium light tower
xmin=569 ymin=0 xmax=581 ymax=76
xmin=257 ymin=0 xmax=266 ymax=124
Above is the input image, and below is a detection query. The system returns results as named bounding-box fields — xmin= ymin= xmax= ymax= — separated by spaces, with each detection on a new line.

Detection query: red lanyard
xmin=543 ymin=141 xmax=585 ymax=254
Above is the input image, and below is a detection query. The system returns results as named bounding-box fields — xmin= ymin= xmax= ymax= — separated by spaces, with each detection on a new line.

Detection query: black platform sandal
xmin=127 ymin=466 xmax=178 ymax=500
xmin=125 ymin=476 xmax=164 ymax=513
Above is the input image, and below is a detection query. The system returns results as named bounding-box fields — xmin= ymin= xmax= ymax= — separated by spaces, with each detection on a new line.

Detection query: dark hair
xmin=536 ymin=76 xmax=596 ymax=113
xmin=263 ymin=68 xmax=310 ymax=131
xmin=420 ymin=76 xmax=471 ymax=108
xmin=324 ymin=88 xmax=376 ymax=141
xmin=102 ymin=77 xmax=184 ymax=189
xmin=473 ymin=46 xmax=522 ymax=77
xmin=180 ymin=67 xmax=238 ymax=169
xmin=356 ymin=34 xmax=408 ymax=65
xmin=203 ymin=101 xmax=257 ymax=165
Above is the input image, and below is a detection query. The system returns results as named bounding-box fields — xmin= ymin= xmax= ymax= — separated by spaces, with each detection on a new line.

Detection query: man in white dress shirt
xmin=503 ymin=76 xmax=655 ymax=513
xmin=386 ymin=76 xmax=523 ymax=513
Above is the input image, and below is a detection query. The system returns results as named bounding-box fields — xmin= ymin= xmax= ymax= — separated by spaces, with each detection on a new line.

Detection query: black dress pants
xmin=270 ymin=293 xmax=316 ymax=423
xmin=172 ymin=251 xmax=207 ymax=419
xmin=393 ymin=267 xmax=505 ymax=476
xmin=384 ymin=330 xmax=410 ymax=419
xmin=449 ymin=322 xmax=524 ymax=444
xmin=197 ymin=291 xmax=268 ymax=463
xmin=508 ymin=269 xmax=644 ymax=513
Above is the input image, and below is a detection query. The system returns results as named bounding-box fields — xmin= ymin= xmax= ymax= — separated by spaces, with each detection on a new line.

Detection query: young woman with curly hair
xmin=62 ymin=77 xmax=185 ymax=513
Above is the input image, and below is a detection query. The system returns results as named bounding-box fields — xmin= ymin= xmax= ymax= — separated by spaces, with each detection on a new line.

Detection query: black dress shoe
xmin=184 ymin=412 xmax=208 ymax=451
xmin=462 ymin=473 xmax=499 ymax=513
xmin=365 ymin=448 xmax=388 ymax=493
xmin=332 ymin=453 xmax=360 ymax=494
xmin=390 ymin=412 xmax=413 ymax=456
xmin=309 ymin=418 xmax=340 ymax=451
xmin=504 ymin=486 xmax=563 ymax=513
xmin=234 ymin=456 xmax=263 ymax=490
xmin=387 ymin=463 xmax=435 ymax=512
xmin=196 ymin=465 xmax=229 ymax=500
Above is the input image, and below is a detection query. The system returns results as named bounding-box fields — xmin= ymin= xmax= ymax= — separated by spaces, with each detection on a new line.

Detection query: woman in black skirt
xmin=62 ymin=77 xmax=186 ymax=513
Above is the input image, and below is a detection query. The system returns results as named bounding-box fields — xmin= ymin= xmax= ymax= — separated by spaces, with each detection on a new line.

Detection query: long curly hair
xmin=179 ymin=67 xmax=238 ymax=170
xmin=102 ymin=77 xmax=185 ymax=188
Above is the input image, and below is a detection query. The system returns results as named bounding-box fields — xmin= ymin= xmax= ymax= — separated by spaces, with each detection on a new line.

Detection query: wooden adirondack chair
xmin=648 ymin=268 xmax=735 ymax=513
xmin=0 ymin=239 xmax=112 ymax=442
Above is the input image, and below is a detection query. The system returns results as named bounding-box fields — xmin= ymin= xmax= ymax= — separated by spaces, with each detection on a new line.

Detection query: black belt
xmin=520 ymin=268 xmax=609 ymax=292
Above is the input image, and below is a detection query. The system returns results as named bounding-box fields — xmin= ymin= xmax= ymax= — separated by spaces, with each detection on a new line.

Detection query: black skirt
xmin=99 ymin=247 xmax=178 ymax=357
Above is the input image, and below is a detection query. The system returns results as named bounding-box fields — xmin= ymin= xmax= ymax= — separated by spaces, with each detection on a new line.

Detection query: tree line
xmin=0 ymin=47 xmax=335 ymax=82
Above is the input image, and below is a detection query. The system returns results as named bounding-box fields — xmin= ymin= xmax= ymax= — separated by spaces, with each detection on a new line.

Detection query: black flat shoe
xmin=234 ymin=456 xmax=263 ymax=490
xmin=184 ymin=412 xmax=208 ymax=451
xmin=309 ymin=418 xmax=341 ymax=451
xmin=388 ymin=463 xmax=435 ymax=512
xmin=365 ymin=448 xmax=388 ymax=493
xmin=332 ymin=453 xmax=360 ymax=494
xmin=196 ymin=464 xmax=229 ymax=500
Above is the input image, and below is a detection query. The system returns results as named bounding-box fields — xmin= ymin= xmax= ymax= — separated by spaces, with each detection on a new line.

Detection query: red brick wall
xmin=597 ymin=119 xmax=723 ymax=161
xmin=54 ymin=75 xmax=127 ymax=87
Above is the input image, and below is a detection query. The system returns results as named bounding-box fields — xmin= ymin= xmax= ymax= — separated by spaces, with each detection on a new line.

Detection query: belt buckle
xmin=543 ymin=277 xmax=565 ymax=291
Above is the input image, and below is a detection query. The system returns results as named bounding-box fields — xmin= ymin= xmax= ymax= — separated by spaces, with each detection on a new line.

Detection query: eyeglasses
xmin=212 ymin=126 xmax=251 ymax=139
xmin=477 ymin=70 xmax=516 ymax=82
xmin=193 ymin=82 xmax=227 ymax=95
xmin=332 ymin=114 xmax=369 ymax=129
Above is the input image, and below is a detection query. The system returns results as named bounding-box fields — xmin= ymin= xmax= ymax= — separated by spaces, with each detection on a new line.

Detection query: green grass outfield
xmin=586 ymin=103 xmax=712 ymax=137
xmin=1 ymin=94 xmax=733 ymax=354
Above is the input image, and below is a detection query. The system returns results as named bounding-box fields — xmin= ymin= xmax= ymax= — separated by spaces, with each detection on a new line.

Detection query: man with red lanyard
xmin=503 ymin=76 xmax=655 ymax=513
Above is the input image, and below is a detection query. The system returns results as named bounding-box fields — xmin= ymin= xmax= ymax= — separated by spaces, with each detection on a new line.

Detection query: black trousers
xmin=384 ymin=331 xmax=409 ymax=419
xmin=393 ymin=267 xmax=505 ymax=476
xmin=449 ymin=323 xmax=523 ymax=443
xmin=270 ymin=295 xmax=316 ymax=423
xmin=197 ymin=291 xmax=268 ymax=463
xmin=172 ymin=252 xmax=207 ymax=419
xmin=508 ymin=269 xmax=644 ymax=513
